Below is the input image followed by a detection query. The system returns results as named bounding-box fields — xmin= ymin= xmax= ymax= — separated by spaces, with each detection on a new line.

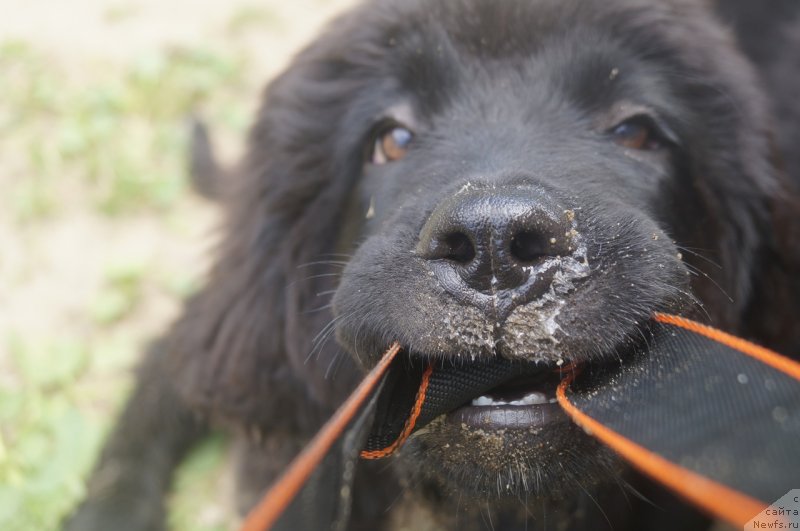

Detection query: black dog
xmin=67 ymin=0 xmax=800 ymax=529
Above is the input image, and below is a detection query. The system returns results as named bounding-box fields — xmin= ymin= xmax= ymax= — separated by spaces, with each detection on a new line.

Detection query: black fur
xmin=66 ymin=1 xmax=800 ymax=530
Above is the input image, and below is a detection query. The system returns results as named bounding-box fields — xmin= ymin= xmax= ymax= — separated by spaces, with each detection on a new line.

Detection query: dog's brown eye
xmin=610 ymin=116 xmax=666 ymax=151
xmin=372 ymin=126 xmax=413 ymax=164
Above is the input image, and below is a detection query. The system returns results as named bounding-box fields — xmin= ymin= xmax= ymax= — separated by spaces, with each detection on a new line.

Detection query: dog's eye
xmin=609 ymin=115 xmax=670 ymax=151
xmin=372 ymin=126 xmax=413 ymax=164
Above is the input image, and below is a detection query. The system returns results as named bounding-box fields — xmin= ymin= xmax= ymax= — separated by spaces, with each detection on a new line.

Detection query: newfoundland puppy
xmin=67 ymin=0 xmax=800 ymax=529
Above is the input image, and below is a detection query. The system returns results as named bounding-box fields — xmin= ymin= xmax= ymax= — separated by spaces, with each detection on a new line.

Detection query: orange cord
xmin=556 ymin=370 xmax=766 ymax=527
xmin=554 ymin=312 xmax=800 ymax=528
xmin=653 ymin=312 xmax=800 ymax=381
xmin=360 ymin=363 xmax=434 ymax=459
xmin=240 ymin=342 xmax=401 ymax=531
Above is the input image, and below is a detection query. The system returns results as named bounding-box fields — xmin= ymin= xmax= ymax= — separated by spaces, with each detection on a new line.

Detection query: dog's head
xmin=173 ymin=0 xmax=797 ymax=506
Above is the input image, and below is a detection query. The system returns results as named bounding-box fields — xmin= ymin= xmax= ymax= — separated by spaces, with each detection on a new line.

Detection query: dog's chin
xmin=396 ymin=415 xmax=623 ymax=502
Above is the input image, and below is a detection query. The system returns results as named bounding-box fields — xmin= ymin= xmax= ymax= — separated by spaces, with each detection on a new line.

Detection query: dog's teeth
xmin=471 ymin=392 xmax=549 ymax=407
xmin=515 ymin=392 xmax=548 ymax=405
xmin=471 ymin=396 xmax=501 ymax=406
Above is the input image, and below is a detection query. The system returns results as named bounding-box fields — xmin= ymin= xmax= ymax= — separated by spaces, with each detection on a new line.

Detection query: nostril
xmin=434 ymin=232 xmax=476 ymax=264
xmin=510 ymin=231 xmax=549 ymax=263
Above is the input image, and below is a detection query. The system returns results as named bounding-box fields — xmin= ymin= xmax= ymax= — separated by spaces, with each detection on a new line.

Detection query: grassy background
xmin=0 ymin=1 xmax=352 ymax=529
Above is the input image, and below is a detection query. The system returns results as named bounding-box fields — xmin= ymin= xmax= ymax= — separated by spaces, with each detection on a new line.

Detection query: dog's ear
xmin=739 ymin=154 xmax=800 ymax=359
xmin=741 ymin=14 xmax=800 ymax=358
xmin=167 ymin=38 xmax=367 ymax=432
xmin=659 ymin=7 xmax=800 ymax=357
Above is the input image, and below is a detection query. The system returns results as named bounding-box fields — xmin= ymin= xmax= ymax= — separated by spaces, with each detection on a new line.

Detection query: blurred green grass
xmin=0 ymin=27 xmax=256 ymax=531
xmin=1 ymin=40 xmax=249 ymax=221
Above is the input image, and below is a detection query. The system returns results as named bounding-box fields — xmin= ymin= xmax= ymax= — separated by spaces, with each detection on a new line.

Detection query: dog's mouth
xmin=363 ymin=353 xmax=579 ymax=456
xmin=446 ymin=367 xmax=567 ymax=430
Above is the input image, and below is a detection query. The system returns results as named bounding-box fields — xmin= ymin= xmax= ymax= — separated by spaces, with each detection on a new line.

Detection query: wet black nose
xmin=417 ymin=186 xmax=577 ymax=310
